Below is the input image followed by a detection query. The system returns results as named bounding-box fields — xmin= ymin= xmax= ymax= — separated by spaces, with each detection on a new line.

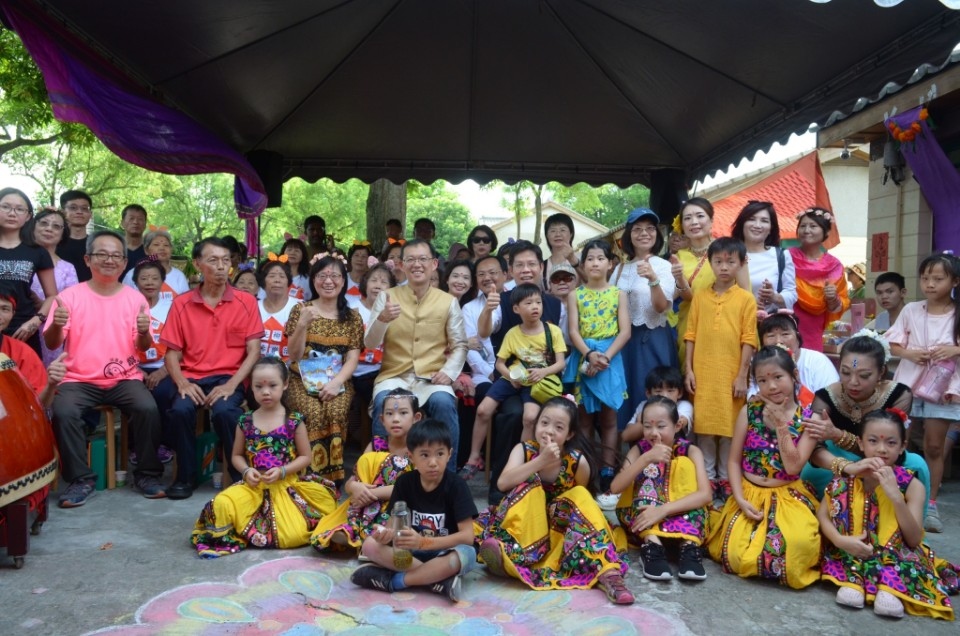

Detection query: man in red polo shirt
xmin=162 ymin=237 xmax=263 ymax=500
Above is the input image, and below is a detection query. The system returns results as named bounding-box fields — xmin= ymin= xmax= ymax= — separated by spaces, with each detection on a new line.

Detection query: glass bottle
xmin=391 ymin=500 xmax=413 ymax=570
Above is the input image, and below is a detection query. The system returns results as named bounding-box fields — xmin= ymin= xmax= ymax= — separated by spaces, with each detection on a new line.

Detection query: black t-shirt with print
xmin=0 ymin=242 xmax=53 ymax=333
xmin=388 ymin=470 xmax=478 ymax=538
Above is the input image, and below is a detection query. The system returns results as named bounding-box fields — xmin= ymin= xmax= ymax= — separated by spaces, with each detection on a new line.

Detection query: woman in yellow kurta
xmin=707 ymin=347 xmax=821 ymax=589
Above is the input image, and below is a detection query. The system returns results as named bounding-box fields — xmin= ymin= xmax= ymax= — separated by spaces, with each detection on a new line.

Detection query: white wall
xmin=822 ymin=160 xmax=869 ymax=268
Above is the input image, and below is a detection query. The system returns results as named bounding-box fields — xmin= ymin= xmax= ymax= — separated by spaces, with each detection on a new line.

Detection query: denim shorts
xmin=910 ymin=398 xmax=960 ymax=421
xmin=412 ymin=544 xmax=478 ymax=575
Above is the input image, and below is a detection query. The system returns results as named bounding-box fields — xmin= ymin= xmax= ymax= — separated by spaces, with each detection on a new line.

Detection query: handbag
xmin=530 ymin=322 xmax=563 ymax=404
xmin=913 ymin=359 xmax=956 ymax=404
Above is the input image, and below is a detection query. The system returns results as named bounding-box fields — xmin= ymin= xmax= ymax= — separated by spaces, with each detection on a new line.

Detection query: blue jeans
xmin=371 ymin=389 xmax=459 ymax=472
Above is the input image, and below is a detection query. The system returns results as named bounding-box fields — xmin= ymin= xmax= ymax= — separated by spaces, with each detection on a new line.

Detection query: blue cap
xmin=626 ymin=207 xmax=659 ymax=224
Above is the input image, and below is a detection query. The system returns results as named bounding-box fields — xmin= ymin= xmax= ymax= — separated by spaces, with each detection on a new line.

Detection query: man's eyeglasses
xmin=65 ymin=204 xmax=92 ymax=213
xmin=89 ymin=252 xmax=126 ymax=262
xmin=403 ymin=256 xmax=435 ymax=265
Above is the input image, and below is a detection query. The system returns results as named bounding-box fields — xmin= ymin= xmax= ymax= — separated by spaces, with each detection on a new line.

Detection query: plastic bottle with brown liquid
xmin=391 ymin=501 xmax=413 ymax=570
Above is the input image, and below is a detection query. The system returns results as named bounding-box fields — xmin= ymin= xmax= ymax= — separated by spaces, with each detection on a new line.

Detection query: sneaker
xmin=157 ymin=445 xmax=174 ymax=464
xmin=873 ymin=590 xmax=904 ymax=618
xmin=429 ymin=573 xmax=462 ymax=602
xmin=639 ymin=541 xmax=673 ymax=581
xmin=924 ymin=502 xmax=944 ymax=533
xmin=59 ymin=479 xmax=96 ymax=508
xmin=835 ymin=586 xmax=865 ymax=609
xmin=598 ymin=570 xmax=635 ymax=604
xmin=350 ymin=565 xmax=395 ymax=593
xmin=479 ymin=538 xmax=506 ymax=577
xmin=677 ymin=542 xmax=707 ymax=581
xmin=135 ymin=475 xmax=167 ymax=499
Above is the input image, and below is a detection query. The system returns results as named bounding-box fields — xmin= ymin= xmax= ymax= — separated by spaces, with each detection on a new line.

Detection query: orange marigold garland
xmin=887 ymin=107 xmax=932 ymax=146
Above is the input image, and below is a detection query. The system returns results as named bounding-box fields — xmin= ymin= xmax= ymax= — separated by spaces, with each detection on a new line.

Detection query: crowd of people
xmin=2 ymin=184 xmax=958 ymax=618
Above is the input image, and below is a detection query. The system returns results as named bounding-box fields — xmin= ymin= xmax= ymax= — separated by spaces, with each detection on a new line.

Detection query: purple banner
xmin=2 ymin=4 xmax=267 ymax=255
xmin=889 ymin=106 xmax=960 ymax=255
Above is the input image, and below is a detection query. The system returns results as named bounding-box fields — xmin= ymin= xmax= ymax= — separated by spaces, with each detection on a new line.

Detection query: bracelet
xmin=35 ymin=312 xmax=47 ymax=322
xmin=242 ymin=467 xmax=255 ymax=481
xmin=280 ymin=466 xmax=287 ymax=479
xmin=584 ymin=349 xmax=596 ymax=359
xmin=648 ymin=278 xmax=661 ymax=288
xmin=831 ymin=458 xmax=851 ymax=477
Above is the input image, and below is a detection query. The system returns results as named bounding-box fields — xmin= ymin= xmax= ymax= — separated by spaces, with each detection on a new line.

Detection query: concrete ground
xmin=1 ymin=466 xmax=957 ymax=636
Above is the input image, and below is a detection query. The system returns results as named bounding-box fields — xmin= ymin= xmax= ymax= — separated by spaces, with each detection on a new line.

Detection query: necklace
xmin=838 ymin=387 xmax=881 ymax=423
xmin=689 ymin=240 xmax=712 ymax=257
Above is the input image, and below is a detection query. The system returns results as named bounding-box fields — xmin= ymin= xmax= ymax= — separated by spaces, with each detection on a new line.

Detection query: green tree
xmin=547 ymin=182 xmax=649 ymax=228
xmin=407 ymin=180 xmax=474 ymax=258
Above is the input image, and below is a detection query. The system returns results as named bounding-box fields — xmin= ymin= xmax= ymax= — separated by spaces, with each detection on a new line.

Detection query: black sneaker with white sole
xmin=677 ymin=542 xmax=707 ymax=581
xmin=429 ymin=573 xmax=462 ymax=602
xmin=639 ymin=541 xmax=673 ymax=581
xmin=350 ymin=565 xmax=395 ymax=593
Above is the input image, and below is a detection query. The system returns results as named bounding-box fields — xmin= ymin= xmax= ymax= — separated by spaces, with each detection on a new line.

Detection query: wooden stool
xmin=95 ymin=405 xmax=129 ymax=489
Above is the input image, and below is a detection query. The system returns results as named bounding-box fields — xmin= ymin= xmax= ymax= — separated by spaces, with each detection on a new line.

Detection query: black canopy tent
xmin=2 ymin=0 xmax=959 ymax=204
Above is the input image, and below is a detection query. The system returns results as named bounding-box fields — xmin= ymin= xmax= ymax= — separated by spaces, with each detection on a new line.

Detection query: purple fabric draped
xmin=2 ymin=4 xmax=267 ymax=255
xmin=889 ymin=106 xmax=960 ymax=254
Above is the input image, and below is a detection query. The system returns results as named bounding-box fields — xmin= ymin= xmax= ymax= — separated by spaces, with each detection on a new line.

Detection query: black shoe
xmin=639 ymin=541 xmax=673 ymax=581
xmin=677 ymin=542 xmax=707 ymax=581
xmin=135 ymin=476 xmax=167 ymax=499
xmin=166 ymin=481 xmax=194 ymax=500
xmin=350 ymin=565 xmax=395 ymax=593
xmin=429 ymin=573 xmax=462 ymax=602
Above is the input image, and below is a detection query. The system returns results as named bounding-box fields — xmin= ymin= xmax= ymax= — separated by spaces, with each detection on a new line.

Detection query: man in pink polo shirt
xmin=44 ymin=230 xmax=165 ymax=507
xmin=161 ymin=237 xmax=263 ymax=500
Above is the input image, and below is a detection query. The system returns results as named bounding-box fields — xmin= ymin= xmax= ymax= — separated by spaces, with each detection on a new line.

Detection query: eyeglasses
xmin=314 ymin=272 xmax=343 ymax=282
xmin=631 ymin=225 xmax=658 ymax=235
xmin=403 ymin=256 xmax=435 ymax=265
xmin=471 ymin=236 xmax=492 ymax=244
xmin=37 ymin=221 xmax=64 ymax=231
xmin=89 ymin=252 xmax=126 ymax=262
xmin=0 ymin=203 xmax=29 ymax=215
xmin=65 ymin=204 xmax=92 ymax=213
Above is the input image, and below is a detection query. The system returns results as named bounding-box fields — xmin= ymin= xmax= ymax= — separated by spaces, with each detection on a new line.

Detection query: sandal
xmin=458 ymin=460 xmax=484 ymax=480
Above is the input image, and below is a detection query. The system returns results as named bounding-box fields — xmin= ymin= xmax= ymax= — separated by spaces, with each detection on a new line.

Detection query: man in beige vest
xmin=365 ymin=239 xmax=467 ymax=471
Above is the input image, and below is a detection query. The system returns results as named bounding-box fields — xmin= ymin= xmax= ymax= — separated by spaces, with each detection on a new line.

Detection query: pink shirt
xmin=885 ymin=301 xmax=960 ymax=398
xmin=42 ymin=283 xmax=149 ymax=388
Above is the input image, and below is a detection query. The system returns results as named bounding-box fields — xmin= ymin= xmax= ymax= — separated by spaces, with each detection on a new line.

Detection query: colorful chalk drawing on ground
xmin=84 ymin=555 xmax=692 ymax=635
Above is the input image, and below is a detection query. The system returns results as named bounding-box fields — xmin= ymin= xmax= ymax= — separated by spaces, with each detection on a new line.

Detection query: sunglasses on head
xmin=471 ymin=236 xmax=492 ymax=244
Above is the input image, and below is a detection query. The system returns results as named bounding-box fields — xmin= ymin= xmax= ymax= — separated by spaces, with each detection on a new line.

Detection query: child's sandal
xmin=457 ymin=460 xmax=484 ymax=480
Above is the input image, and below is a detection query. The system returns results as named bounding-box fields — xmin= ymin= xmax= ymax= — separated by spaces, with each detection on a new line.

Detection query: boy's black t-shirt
xmin=388 ymin=470 xmax=478 ymax=538
xmin=56 ymin=236 xmax=91 ymax=282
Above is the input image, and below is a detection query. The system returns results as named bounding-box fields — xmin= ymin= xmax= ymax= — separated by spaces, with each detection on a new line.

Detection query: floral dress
xmin=616 ymin=438 xmax=707 ymax=547
xmin=310 ymin=436 xmax=413 ymax=551
xmin=476 ymin=441 xmax=626 ymax=590
xmin=191 ymin=412 xmax=337 ymax=557
xmin=706 ymin=401 xmax=821 ymax=589
xmin=822 ymin=466 xmax=958 ymax=620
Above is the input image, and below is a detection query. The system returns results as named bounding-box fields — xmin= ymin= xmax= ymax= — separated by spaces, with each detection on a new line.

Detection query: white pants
xmin=698 ymin=434 xmax=731 ymax=482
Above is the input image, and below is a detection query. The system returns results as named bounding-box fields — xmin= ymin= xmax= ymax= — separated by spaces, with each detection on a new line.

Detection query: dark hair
xmin=280 ymin=238 xmax=310 ymax=277
xmin=622 ymin=216 xmax=664 ymax=259
xmin=731 ymin=201 xmax=781 ymax=248
xmin=475 ymin=254 xmax=507 ymax=273
xmin=839 ymin=335 xmax=887 ymax=374
xmin=750 ymin=345 xmax=798 ymax=384
xmin=308 ymin=256 xmax=351 ymax=321
xmin=579 ymin=239 xmax=617 ymax=267
xmin=441 ymin=259 xmax=477 ymax=306
xmin=0 ymin=187 xmax=34 ymax=216
xmin=796 ymin=207 xmax=833 ymax=237
xmin=874 ymin=271 xmax=906 ymax=290
xmin=758 ymin=312 xmax=803 ymax=347
xmin=192 ymin=236 xmax=229 ymax=260
xmin=86 ymin=230 xmax=126 ymax=255
xmin=919 ymin=252 xmax=960 ymax=345
xmin=27 ymin=208 xmax=67 ymax=248
xmin=641 ymin=395 xmax=680 ymax=425
xmin=401 ymin=238 xmax=438 ymax=259
xmin=511 ymin=282 xmax=543 ymax=306
xmin=232 ymin=267 xmax=258 ymax=288
xmin=303 ymin=215 xmax=325 ymax=231
xmin=221 ymin=235 xmax=242 ymax=256
xmin=645 ymin=366 xmax=685 ymax=392
xmin=382 ymin=387 xmax=420 ymax=414
xmin=497 ymin=241 xmax=516 ymax=265
xmin=0 ymin=281 xmax=19 ymax=310
xmin=133 ymin=258 xmax=166 ymax=285
xmin=860 ymin=409 xmax=907 ymax=465
xmin=680 ymin=197 xmax=715 ymax=220
xmin=407 ymin=418 xmax=452 ymax=451
xmin=347 ymin=242 xmax=373 ymax=270
xmin=385 ymin=218 xmax=402 ymax=230
xmin=509 ymin=240 xmax=543 ymax=265
xmin=120 ymin=204 xmax=147 ymax=221
xmin=413 ymin=217 xmax=435 ymax=232
xmin=544 ymin=213 xmax=575 ymax=244
xmin=380 ymin=242 xmax=403 ymax=262
xmin=251 ymin=356 xmax=292 ymax=416
xmin=537 ymin=397 xmax=599 ymax=494
xmin=257 ymin=259 xmax=291 ymax=288
xmin=466 ymin=225 xmax=499 ymax=257
xmin=360 ymin=263 xmax=396 ymax=297
xmin=707 ymin=237 xmax=746 ymax=262
xmin=59 ymin=189 xmax=91 ymax=209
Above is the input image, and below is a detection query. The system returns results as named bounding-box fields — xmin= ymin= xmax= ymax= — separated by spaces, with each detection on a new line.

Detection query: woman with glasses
xmin=286 ymin=255 xmax=363 ymax=484
xmin=466 ymin=225 xmax=498 ymax=263
xmin=0 ymin=188 xmax=57 ymax=357
xmin=730 ymin=201 xmax=796 ymax=313
xmin=611 ymin=208 xmax=678 ymax=431
xmin=543 ymin=213 xmax=580 ymax=286
xmin=29 ymin=208 xmax=78 ymax=366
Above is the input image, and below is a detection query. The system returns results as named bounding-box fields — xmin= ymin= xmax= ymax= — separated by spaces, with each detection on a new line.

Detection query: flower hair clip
xmin=135 ymin=254 xmax=161 ymax=268
xmin=267 ymin=251 xmax=288 ymax=263
xmin=886 ymin=407 xmax=908 ymax=422
xmin=772 ymin=342 xmax=794 ymax=357
xmin=562 ymin=393 xmax=577 ymax=405
xmin=797 ymin=207 xmax=833 ymax=222
xmin=671 ymin=215 xmax=683 ymax=235
xmin=236 ymin=262 xmax=255 ymax=273
xmin=852 ymin=328 xmax=891 ymax=363
xmin=309 ymin=251 xmax=347 ymax=267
